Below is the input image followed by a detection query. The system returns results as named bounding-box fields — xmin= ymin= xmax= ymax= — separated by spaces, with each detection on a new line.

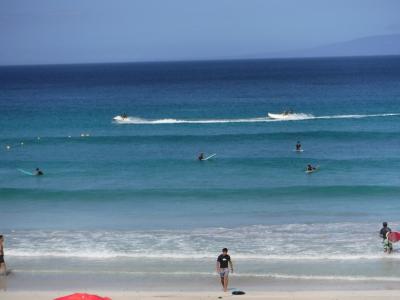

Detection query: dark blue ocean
xmin=1 ymin=56 xmax=400 ymax=285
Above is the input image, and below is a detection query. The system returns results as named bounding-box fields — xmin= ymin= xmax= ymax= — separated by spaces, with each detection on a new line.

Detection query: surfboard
xmin=387 ymin=232 xmax=400 ymax=243
xmin=17 ymin=168 xmax=35 ymax=176
xmin=201 ymin=153 xmax=216 ymax=161
xmin=294 ymin=149 xmax=304 ymax=152
xmin=305 ymin=167 xmax=318 ymax=173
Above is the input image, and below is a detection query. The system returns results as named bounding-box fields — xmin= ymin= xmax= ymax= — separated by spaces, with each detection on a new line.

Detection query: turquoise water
xmin=1 ymin=56 xmax=400 ymax=284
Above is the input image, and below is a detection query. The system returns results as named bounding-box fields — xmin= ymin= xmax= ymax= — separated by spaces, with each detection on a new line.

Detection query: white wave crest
xmin=5 ymin=223 xmax=400 ymax=260
xmin=113 ymin=116 xmax=271 ymax=124
xmin=7 ymin=250 xmax=400 ymax=261
xmin=315 ymin=113 xmax=400 ymax=120
xmin=112 ymin=113 xmax=400 ymax=125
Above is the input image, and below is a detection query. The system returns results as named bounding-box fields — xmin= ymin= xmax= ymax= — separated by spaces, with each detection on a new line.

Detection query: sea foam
xmin=113 ymin=112 xmax=400 ymax=125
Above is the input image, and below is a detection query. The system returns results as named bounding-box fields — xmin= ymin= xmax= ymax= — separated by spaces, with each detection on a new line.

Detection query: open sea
xmin=1 ymin=56 xmax=400 ymax=290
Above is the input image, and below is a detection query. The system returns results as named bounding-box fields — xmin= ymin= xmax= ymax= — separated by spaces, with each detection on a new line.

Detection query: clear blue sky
xmin=1 ymin=0 xmax=400 ymax=65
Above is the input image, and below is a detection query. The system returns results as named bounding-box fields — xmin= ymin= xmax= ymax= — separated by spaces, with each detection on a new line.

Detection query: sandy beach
xmin=2 ymin=290 xmax=400 ymax=300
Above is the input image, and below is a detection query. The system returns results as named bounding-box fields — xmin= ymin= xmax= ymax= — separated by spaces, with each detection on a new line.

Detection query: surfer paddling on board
xmin=198 ymin=153 xmax=205 ymax=161
xmin=307 ymin=164 xmax=316 ymax=171
xmin=35 ymin=168 xmax=44 ymax=176
xmin=296 ymin=141 xmax=302 ymax=151
xmin=0 ymin=235 xmax=6 ymax=276
xmin=380 ymin=222 xmax=393 ymax=253
xmin=216 ymin=248 xmax=234 ymax=292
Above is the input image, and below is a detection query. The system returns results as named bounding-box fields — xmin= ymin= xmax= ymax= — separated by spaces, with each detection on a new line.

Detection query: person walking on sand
xmin=216 ymin=248 xmax=233 ymax=292
xmin=0 ymin=235 xmax=6 ymax=275
xmin=380 ymin=222 xmax=393 ymax=253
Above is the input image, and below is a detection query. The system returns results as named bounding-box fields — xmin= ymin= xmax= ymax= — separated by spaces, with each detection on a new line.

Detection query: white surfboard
xmin=201 ymin=153 xmax=216 ymax=161
xmin=305 ymin=166 xmax=319 ymax=174
xmin=293 ymin=149 xmax=304 ymax=152
xmin=17 ymin=168 xmax=35 ymax=176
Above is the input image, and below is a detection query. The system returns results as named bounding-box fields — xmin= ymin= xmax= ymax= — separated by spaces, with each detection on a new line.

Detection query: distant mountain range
xmin=254 ymin=34 xmax=400 ymax=59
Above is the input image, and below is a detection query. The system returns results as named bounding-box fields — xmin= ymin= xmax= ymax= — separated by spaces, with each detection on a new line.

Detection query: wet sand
xmin=2 ymin=290 xmax=400 ymax=300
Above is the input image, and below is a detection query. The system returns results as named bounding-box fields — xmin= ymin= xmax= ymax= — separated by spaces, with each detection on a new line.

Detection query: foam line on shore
xmin=10 ymin=269 xmax=400 ymax=282
xmin=7 ymin=251 xmax=400 ymax=260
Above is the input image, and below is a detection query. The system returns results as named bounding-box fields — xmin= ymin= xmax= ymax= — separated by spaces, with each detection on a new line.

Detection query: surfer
xmin=380 ymin=222 xmax=393 ymax=253
xmin=121 ymin=113 xmax=128 ymax=119
xmin=198 ymin=153 xmax=205 ymax=161
xmin=35 ymin=168 xmax=44 ymax=176
xmin=0 ymin=235 xmax=6 ymax=276
xmin=296 ymin=141 xmax=302 ymax=151
xmin=307 ymin=164 xmax=316 ymax=171
xmin=216 ymin=248 xmax=234 ymax=292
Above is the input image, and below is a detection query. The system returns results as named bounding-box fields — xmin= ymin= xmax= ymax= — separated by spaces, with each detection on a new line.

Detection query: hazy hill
xmin=257 ymin=34 xmax=400 ymax=58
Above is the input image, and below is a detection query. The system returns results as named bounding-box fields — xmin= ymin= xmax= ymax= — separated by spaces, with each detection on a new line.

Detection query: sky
xmin=1 ymin=0 xmax=400 ymax=65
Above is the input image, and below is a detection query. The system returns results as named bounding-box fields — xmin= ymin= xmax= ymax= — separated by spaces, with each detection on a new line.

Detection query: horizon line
xmin=0 ymin=54 xmax=399 ymax=68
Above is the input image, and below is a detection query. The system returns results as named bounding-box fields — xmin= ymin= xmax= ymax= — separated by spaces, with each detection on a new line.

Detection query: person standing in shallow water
xmin=380 ymin=222 xmax=392 ymax=253
xmin=216 ymin=248 xmax=233 ymax=292
xmin=0 ymin=235 xmax=6 ymax=275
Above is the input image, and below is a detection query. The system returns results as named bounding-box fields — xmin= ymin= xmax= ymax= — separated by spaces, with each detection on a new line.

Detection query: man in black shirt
xmin=216 ymin=248 xmax=233 ymax=292
xmin=380 ymin=222 xmax=392 ymax=253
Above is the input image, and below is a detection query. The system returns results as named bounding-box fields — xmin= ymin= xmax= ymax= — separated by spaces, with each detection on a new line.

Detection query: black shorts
xmin=0 ymin=255 xmax=4 ymax=263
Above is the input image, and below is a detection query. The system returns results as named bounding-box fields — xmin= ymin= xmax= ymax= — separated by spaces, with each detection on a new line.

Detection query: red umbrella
xmin=54 ymin=293 xmax=112 ymax=300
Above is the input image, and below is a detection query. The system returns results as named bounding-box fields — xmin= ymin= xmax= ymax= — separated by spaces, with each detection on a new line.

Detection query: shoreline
xmin=2 ymin=270 xmax=400 ymax=293
xmin=3 ymin=255 xmax=400 ymax=293
xmin=2 ymin=290 xmax=400 ymax=300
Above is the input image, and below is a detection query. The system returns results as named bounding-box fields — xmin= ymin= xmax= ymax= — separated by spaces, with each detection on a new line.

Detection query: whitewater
xmin=113 ymin=112 xmax=400 ymax=124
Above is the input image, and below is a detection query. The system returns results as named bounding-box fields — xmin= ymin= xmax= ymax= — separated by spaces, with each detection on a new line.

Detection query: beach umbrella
xmin=54 ymin=293 xmax=111 ymax=300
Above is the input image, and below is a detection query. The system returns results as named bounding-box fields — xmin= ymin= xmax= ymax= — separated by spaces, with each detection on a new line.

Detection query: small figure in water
xmin=35 ymin=168 xmax=44 ymax=176
xmin=296 ymin=141 xmax=302 ymax=151
xmin=121 ymin=113 xmax=128 ymax=119
xmin=198 ymin=153 xmax=205 ymax=161
xmin=216 ymin=248 xmax=233 ymax=292
xmin=380 ymin=222 xmax=393 ymax=254
xmin=307 ymin=164 xmax=316 ymax=171
xmin=0 ymin=235 xmax=6 ymax=276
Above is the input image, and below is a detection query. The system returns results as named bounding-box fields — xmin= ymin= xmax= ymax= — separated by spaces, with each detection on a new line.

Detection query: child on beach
xmin=0 ymin=235 xmax=6 ymax=275
xmin=216 ymin=248 xmax=234 ymax=292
